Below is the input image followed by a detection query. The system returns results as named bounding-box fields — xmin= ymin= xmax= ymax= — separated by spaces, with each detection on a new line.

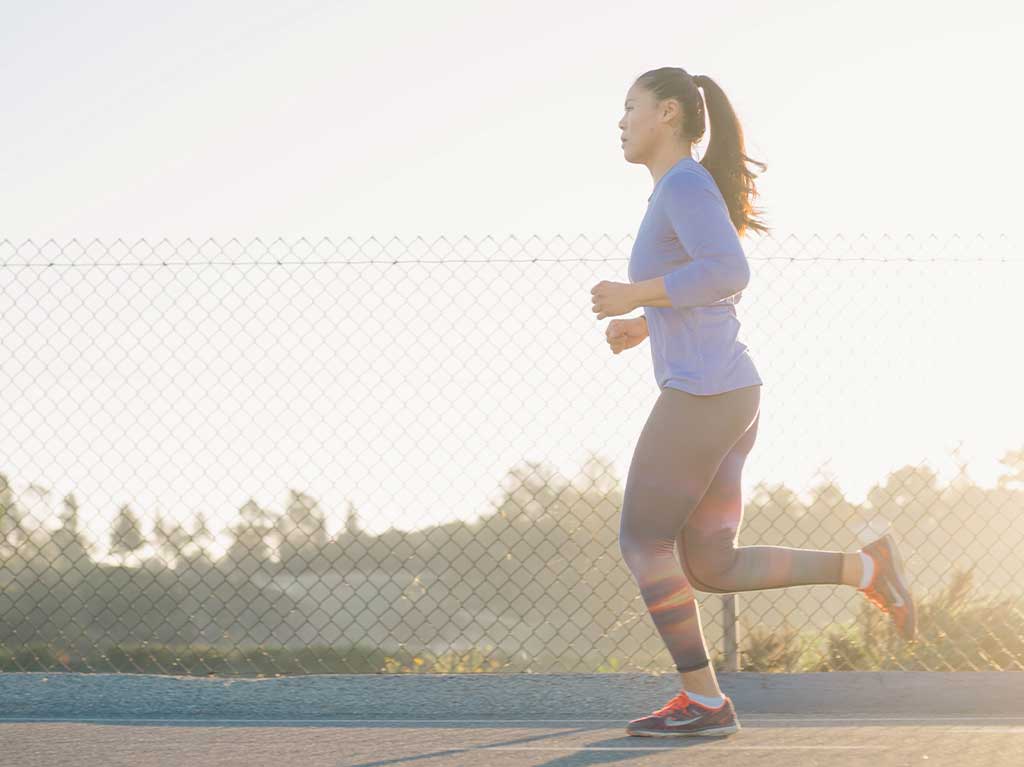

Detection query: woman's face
xmin=618 ymin=83 xmax=680 ymax=164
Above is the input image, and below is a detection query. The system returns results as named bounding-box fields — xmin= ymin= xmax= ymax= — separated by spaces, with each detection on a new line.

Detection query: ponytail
xmin=636 ymin=68 xmax=769 ymax=236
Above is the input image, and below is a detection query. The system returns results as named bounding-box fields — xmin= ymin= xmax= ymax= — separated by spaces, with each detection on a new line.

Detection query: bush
xmin=711 ymin=564 xmax=1024 ymax=672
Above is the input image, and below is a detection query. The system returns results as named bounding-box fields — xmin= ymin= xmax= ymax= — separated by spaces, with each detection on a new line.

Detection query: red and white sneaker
xmin=625 ymin=689 xmax=740 ymax=738
xmin=859 ymin=533 xmax=917 ymax=641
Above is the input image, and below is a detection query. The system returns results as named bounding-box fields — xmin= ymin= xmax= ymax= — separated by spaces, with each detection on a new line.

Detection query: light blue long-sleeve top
xmin=627 ymin=156 xmax=763 ymax=396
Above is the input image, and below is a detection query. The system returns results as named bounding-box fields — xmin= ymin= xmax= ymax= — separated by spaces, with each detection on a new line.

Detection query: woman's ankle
xmin=679 ymin=667 xmax=723 ymax=698
xmin=840 ymin=551 xmax=864 ymax=588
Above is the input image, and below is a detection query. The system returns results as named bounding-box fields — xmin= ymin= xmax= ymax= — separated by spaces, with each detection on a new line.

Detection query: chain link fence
xmin=1 ymin=235 xmax=1022 ymax=676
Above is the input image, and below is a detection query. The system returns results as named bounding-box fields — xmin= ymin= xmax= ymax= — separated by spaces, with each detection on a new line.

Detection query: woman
xmin=590 ymin=67 xmax=916 ymax=738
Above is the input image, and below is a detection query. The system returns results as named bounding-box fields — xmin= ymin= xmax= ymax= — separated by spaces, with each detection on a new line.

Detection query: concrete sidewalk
xmin=3 ymin=671 xmax=1022 ymax=719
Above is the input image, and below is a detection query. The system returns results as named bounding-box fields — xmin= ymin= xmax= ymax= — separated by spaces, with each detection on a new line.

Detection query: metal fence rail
xmin=1 ymin=234 xmax=1022 ymax=675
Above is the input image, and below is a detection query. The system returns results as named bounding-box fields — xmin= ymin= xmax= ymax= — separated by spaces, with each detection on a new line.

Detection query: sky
xmin=3 ymin=0 xmax=1023 ymax=240
xmin=2 ymin=1 xmax=1022 ymax=552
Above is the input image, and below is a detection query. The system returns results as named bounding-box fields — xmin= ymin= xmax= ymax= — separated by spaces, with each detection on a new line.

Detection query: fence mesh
xmin=1 ymin=234 xmax=1022 ymax=676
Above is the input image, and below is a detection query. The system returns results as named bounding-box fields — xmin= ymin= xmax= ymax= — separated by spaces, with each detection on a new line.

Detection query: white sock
xmin=858 ymin=551 xmax=875 ymax=589
xmin=687 ymin=690 xmax=724 ymax=708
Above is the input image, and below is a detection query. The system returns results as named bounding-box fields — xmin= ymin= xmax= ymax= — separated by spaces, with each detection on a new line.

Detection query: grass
xmin=3 ymin=565 xmax=1020 ymax=676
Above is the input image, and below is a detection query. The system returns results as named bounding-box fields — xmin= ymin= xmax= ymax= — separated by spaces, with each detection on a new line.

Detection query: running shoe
xmin=625 ymin=689 xmax=740 ymax=738
xmin=859 ymin=533 xmax=916 ymax=641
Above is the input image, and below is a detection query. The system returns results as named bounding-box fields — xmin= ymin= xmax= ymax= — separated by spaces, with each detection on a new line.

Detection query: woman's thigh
xmin=619 ymin=384 xmax=760 ymax=547
xmin=675 ymin=410 xmax=760 ymax=590
xmin=684 ymin=408 xmax=759 ymax=535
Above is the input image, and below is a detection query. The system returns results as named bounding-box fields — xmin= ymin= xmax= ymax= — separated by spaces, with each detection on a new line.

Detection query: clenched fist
xmin=605 ymin=316 xmax=648 ymax=355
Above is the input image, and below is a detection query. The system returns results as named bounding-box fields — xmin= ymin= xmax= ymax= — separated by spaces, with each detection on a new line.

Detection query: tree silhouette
xmin=191 ymin=511 xmax=214 ymax=553
xmin=50 ymin=492 xmax=92 ymax=572
xmin=110 ymin=504 xmax=145 ymax=566
xmin=0 ymin=472 xmax=26 ymax=554
xmin=152 ymin=511 xmax=190 ymax=567
xmin=996 ymin=447 xmax=1024 ymax=490
xmin=276 ymin=489 xmax=329 ymax=574
xmin=225 ymin=498 xmax=274 ymax=576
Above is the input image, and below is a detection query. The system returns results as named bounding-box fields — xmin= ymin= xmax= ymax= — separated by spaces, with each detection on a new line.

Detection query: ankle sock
xmin=686 ymin=690 xmax=724 ymax=708
xmin=858 ymin=551 xmax=875 ymax=589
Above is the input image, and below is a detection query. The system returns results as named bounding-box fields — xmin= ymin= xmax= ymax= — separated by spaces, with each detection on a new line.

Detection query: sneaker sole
xmin=626 ymin=722 xmax=741 ymax=737
xmin=868 ymin=533 xmax=916 ymax=640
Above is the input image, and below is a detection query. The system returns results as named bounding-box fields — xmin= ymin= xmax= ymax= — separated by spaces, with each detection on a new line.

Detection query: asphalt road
xmin=3 ymin=671 xmax=1022 ymax=766
xmin=4 ymin=716 xmax=1024 ymax=766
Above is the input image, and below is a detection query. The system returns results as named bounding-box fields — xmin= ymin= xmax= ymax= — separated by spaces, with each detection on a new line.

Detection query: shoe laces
xmin=653 ymin=691 xmax=692 ymax=717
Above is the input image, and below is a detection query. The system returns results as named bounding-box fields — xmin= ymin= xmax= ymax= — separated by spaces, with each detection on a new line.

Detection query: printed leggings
xmin=618 ymin=384 xmax=845 ymax=673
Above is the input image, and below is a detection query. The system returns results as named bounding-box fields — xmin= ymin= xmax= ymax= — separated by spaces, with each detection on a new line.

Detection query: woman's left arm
xmin=631 ymin=170 xmax=750 ymax=310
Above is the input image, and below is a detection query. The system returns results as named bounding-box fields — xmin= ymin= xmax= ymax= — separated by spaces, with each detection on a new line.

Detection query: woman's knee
xmin=682 ymin=527 xmax=740 ymax=589
xmin=618 ymin=529 xmax=677 ymax=574
xmin=677 ymin=545 xmax=727 ymax=593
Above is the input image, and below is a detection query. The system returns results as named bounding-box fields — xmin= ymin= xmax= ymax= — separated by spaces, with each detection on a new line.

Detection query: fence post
xmin=722 ymin=593 xmax=740 ymax=672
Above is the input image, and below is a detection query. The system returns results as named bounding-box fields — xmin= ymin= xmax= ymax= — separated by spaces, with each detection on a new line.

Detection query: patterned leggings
xmin=618 ymin=384 xmax=845 ymax=673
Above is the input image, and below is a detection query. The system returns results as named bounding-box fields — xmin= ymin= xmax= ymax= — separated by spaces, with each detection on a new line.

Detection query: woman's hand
xmin=591 ymin=280 xmax=638 ymax=320
xmin=606 ymin=316 xmax=648 ymax=355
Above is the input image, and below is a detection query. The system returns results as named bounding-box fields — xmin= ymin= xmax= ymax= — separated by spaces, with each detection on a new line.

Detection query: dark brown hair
xmin=635 ymin=67 xmax=769 ymax=237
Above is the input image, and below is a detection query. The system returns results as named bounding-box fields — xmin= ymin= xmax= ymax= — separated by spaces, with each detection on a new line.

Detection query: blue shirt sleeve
xmin=660 ymin=170 xmax=751 ymax=308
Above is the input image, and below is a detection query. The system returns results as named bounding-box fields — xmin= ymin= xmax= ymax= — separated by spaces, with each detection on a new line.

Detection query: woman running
xmin=590 ymin=67 xmax=917 ymax=738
